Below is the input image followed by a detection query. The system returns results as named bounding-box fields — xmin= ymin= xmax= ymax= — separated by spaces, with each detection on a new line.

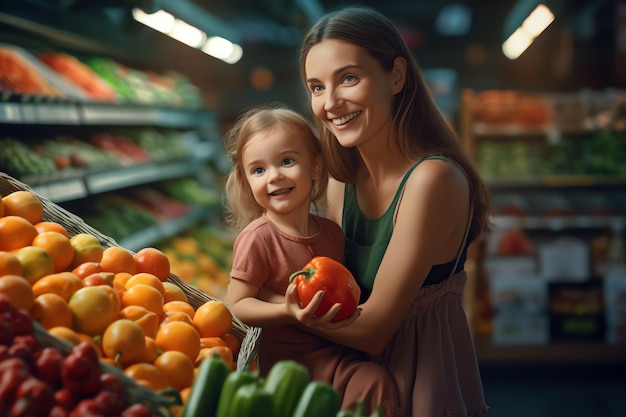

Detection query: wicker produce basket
xmin=0 ymin=172 xmax=261 ymax=413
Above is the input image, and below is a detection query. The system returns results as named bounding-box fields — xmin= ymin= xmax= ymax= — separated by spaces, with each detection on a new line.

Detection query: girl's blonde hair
xmin=223 ymin=103 xmax=329 ymax=232
xmin=299 ymin=6 xmax=491 ymax=243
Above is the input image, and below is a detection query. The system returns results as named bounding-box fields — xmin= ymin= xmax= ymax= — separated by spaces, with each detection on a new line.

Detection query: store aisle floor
xmin=480 ymin=363 xmax=626 ymax=417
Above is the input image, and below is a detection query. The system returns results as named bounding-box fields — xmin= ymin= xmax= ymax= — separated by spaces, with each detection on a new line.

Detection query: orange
xmin=100 ymin=246 xmax=136 ymax=275
xmin=69 ymin=233 xmax=103 ymax=269
xmin=0 ymin=192 xmax=3 ymax=216
xmin=77 ymin=332 xmax=103 ymax=358
xmin=162 ymin=281 xmax=188 ymax=303
xmin=155 ymin=321 xmax=201 ymax=362
xmin=98 ymin=284 xmax=121 ymax=316
xmin=125 ymin=273 xmax=165 ymax=297
xmin=2 ymin=191 xmax=44 ymax=224
xmin=163 ymin=300 xmax=195 ymax=320
xmin=32 ymin=231 xmax=74 ymax=273
xmin=0 ymin=274 xmax=34 ymax=311
xmin=121 ymin=283 xmax=164 ymax=317
xmin=68 ymin=286 xmax=117 ymax=336
xmin=31 ymin=272 xmax=82 ymax=300
xmin=118 ymin=305 xmax=159 ymax=338
xmin=141 ymin=336 xmax=161 ymax=363
xmin=134 ymin=247 xmax=170 ymax=282
xmin=30 ymin=292 xmax=73 ymax=329
xmin=200 ymin=336 xmax=227 ymax=348
xmin=34 ymin=221 xmax=70 ymax=238
xmin=48 ymin=326 xmax=82 ymax=345
xmin=0 ymin=216 xmax=38 ymax=251
xmin=123 ymin=363 xmax=171 ymax=391
xmin=102 ymin=319 xmax=146 ymax=367
xmin=13 ymin=246 xmax=55 ymax=284
xmin=113 ymin=272 xmax=132 ymax=288
xmin=153 ymin=350 xmax=195 ymax=391
xmin=180 ymin=387 xmax=192 ymax=405
xmin=222 ymin=332 xmax=242 ymax=357
xmin=72 ymin=261 xmax=103 ymax=279
xmin=159 ymin=310 xmax=193 ymax=327
xmin=192 ymin=300 xmax=233 ymax=338
xmin=195 ymin=346 xmax=234 ymax=370
xmin=0 ymin=251 xmax=23 ymax=277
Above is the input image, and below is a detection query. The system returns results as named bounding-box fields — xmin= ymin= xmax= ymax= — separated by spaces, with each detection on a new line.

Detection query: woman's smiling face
xmin=304 ymin=38 xmax=400 ymax=149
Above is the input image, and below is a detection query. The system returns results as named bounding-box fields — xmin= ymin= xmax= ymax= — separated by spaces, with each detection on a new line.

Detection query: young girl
xmin=223 ymin=103 xmax=399 ymax=416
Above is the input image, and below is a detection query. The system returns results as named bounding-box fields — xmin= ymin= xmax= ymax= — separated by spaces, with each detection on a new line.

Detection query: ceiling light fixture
xmin=502 ymin=3 xmax=554 ymax=59
xmin=132 ymin=7 xmax=243 ymax=64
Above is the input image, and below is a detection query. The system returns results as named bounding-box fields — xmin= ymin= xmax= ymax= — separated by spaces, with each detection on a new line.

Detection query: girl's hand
xmin=285 ymin=283 xmax=361 ymax=329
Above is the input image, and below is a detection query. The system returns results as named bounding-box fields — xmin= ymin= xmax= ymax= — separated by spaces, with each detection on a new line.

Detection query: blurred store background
xmin=1 ymin=1 xmax=625 ymax=415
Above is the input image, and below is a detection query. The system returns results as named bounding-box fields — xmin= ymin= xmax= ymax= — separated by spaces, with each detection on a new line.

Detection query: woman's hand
xmin=285 ymin=283 xmax=361 ymax=329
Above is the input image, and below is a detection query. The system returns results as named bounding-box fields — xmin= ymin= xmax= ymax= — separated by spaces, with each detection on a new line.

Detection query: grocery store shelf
xmin=475 ymin=338 xmax=626 ymax=364
xmin=118 ymin=205 xmax=207 ymax=252
xmin=491 ymin=215 xmax=626 ymax=231
xmin=31 ymin=177 xmax=88 ymax=203
xmin=488 ymin=176 xmax=626 ymax=189
xmin=85 ymin=160 xmax=203 ymax=194
xmin=29 ymin=159 xmax=209 ymax=203
xmin=0 ymin=100 xmax=217 ymax=128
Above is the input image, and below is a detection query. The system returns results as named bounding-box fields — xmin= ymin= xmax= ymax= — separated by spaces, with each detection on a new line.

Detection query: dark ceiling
xmin=178 ymin=0 xmax=620 ymax=120
xmin=0 ymin=0 xmax=621 ymax=122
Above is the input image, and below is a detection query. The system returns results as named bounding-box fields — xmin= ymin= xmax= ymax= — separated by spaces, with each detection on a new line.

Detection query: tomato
xmin=102 ymin=319 xmax=146 ymax=367
xmin=134 ymin=247 xmax=170 ymax=282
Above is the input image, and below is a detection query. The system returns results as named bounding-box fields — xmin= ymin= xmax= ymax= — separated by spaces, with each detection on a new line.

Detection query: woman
xmin=290 ymin=5 xmax=492 ymax=417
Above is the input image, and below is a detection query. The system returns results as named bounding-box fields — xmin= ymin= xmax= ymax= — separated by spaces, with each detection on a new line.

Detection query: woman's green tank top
xmin=342 ymin=155 xmax=467 ymax=302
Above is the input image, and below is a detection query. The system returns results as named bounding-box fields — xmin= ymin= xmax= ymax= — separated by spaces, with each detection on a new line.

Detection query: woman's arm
xmin=304 ymin=160 xmax=471 ymax=354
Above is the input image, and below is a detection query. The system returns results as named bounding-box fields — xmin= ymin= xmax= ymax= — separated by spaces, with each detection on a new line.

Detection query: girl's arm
xmin=299 ymin=160 xmax=471 ymax=355
xmin=225 ymin=277 xmax=326 ymax=328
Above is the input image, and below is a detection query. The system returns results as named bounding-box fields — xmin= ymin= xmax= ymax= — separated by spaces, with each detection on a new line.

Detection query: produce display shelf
xmin=119 ymin=205 xmax=207 ymax=252
xmin=19 ymin=102 xmax=81 ymax=124
xmin=475 ymin=338 xmax=626 ymax=364
xmin=23 ymin=159 xmax=207 ymax=203
xmin=488 ymin=177 xmax=626 ymax=189
xmin=491 ymin=215 xmax=626 ymax=231
xmin=31 ymin=177 xmax=88 ymax=202
xmin=85 ymin=160 xmax=202 ymax=195
xmin=0 ymin=99 xmax=217 ymax=128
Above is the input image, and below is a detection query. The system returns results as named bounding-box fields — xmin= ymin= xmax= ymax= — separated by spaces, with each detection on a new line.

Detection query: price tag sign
xmin=0 ymin=103 xmax=21 ymax=122
xmin=46 ymin=179 xmax=87 ymax=202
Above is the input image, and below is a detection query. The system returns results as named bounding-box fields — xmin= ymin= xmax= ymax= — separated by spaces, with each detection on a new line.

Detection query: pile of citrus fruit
xmin=0 ymin=189 xmax=241 ymax=412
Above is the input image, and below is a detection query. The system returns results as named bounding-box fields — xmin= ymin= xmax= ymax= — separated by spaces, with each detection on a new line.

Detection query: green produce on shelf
xmin=292 ymin=380 xmax=341 ymax=417
xmin=0 ymin=137 xmax=57 ymax=177
xmin=179 ymin=354 xmax=232 ymax=417
xmin=263 ymin=360 xmax=310 ymax=417
xmin=215 ymin=370 xmax=259 ymax=417
xmin=225 ymin=381 xmax=275 ymax=417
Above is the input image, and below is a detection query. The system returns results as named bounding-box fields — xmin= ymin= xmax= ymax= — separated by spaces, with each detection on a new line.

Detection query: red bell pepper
xmin=0 ymin=358 xmax=30 ymax=412
xmin=11 ymin=375 xmax=55 ymax=417
xmin=61 ymin=342 xmax=101 ymax=396
xmin=34 ymin=347 xmax=65 ymax=387
xmin=289 ymin=256 xmax=361 ymax=322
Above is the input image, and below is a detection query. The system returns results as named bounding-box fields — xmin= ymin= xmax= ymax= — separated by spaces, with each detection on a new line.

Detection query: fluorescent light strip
xmin=502 ymin=4 xmax=554 ymax=60
xmin=132 ymin=8 xmax=242 ymax=64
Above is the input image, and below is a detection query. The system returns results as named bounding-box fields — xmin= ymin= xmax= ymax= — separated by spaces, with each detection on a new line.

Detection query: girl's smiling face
xmin=242 ymin=125 xmax=321 ymax=218
xmin=304 ymin=38 xmax=403 ymax=150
